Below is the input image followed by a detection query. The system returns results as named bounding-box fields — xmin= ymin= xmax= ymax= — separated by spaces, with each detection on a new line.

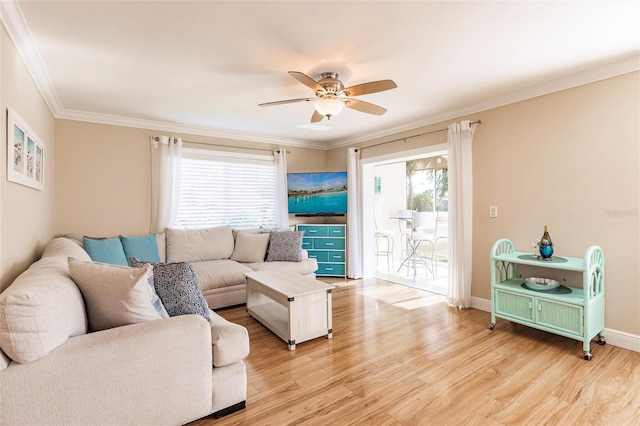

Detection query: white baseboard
xmin=470 ymin=296 xmax=492 ymax=313
xmin=470 ymin=296 xmax=640 ymax=353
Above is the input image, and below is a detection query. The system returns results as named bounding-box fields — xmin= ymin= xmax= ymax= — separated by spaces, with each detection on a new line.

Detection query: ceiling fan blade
xmin=258 ymin=98 xmax=314 ymax=107
xmin=343 ymin=79 xmax=397 ymax=96
xmin=344 ymin=98 xmax=387 ymax=115
xmin=288 ymin=71 xmax=324 ymax=92
xmin=311 ymin=110 xmax=325 ymax=123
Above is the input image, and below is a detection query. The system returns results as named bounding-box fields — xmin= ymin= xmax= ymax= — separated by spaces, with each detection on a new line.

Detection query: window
xmin=174 ymin=149 xmax=278 ymax=229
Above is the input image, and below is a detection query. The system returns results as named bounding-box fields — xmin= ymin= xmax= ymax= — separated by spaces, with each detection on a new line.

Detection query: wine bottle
xmin=538 ymin=225 xmax=554 ymax=259
xmin=540 ymin=225 xmax=552 ymax=246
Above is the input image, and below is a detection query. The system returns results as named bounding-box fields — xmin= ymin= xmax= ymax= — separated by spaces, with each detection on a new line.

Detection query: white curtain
xmin=447 ymin=121 xmax=476 ymax=308
xmin=347 ymin=147 xmax=363 ymax=279
xmin=150 ymin=135 xmax=182 ymax=233
xmin=274 ymin=148 xmax=289 ymax=228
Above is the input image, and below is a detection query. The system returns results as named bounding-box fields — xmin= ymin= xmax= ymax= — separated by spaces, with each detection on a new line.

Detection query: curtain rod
xmin=358 ymin=120 xmax=481 ymax=151
xmin=183 ymin=139 xmax=290 ymax=154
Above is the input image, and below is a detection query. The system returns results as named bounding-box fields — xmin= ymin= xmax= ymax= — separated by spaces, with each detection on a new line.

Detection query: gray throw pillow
xmin=266 ymin=231 xmax=304 ymax=262
xmin=130 ymin=259 xmax=211 ymax=322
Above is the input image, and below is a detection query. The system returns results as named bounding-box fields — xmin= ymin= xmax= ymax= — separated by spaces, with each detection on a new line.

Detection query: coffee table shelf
xmin=244 ymin=270 xmax=334 ymax=350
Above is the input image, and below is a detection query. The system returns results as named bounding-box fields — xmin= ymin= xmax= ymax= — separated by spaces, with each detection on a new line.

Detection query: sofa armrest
xmin=1 ymin=315 xmax=213 ymax=426
xmin=209 ymin=310 xmax=250 ymax=367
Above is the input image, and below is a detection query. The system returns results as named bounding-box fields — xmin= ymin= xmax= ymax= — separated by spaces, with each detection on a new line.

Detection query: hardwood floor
xmin=190 ymin=278 xmax=640 ymax=426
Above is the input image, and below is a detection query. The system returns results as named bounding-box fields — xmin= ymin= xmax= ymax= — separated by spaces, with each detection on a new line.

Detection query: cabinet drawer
xmin=495 ymin=289 xmax=534 ymax=322
xmin=328 ymin=226 xmax=346 ymax=237
xmin=307 ymin=251 xmax=328 ymax=262
xmin=327 ymin=251 xmax=345 ymax=262
xmin=298 ymin=225 xmax=328 ymax=237
xmin=536 ymin=299 xmax=583 ymax=336
xmin=301 ymin=239 xmax=313 ymax=250
xmin=314 ymin=238 xmax=345 ymax=250
xmin=317 ymin=263 xmax=346 ymax=276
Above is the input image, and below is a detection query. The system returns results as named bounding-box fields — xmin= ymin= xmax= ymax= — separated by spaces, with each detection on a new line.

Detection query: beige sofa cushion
xmin=166 ymin=225 xmax=234 ymax=262
xmin=230 ymin=232 xmax=270 ymax=263
xmin=246 ymin=257 xmax=318 ymax=275
xmin=191 ymin=260 xmax=253 ymax=291
xmin=0 ymin=256 xmax=87 ymax=363
xmin=68 ymin=258 xmax=168 ymax=331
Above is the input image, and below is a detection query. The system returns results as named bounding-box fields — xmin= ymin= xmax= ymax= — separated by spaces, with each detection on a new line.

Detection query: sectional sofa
xmin=0 ymin=225 xmax=318 ymax=424
xmin=0 ymin=237 xmax=250 ymax=425
xmin=71 ymin=225 xmax=319 ymax=309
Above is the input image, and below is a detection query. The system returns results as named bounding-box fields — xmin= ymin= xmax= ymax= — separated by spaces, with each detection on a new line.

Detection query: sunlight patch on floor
xmin=359 ymin=283 xmax=446 ymax=310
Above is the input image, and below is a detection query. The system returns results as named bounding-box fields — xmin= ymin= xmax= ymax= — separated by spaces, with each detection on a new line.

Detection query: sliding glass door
xmin=362 ymin=146 xmax=448 ymax=294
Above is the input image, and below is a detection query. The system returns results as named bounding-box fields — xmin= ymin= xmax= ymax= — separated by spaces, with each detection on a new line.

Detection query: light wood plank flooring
xmin=190 ymin=278 xmax=640 ymax=426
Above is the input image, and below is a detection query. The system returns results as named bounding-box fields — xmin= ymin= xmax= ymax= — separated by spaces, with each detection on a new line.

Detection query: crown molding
xmin=326 ymin=54 xmax=640 ymax=150
xmin=55 ymin=108 xmax=329 ymax=150
xmin=0 ymin=0 xmax=62 ymax=116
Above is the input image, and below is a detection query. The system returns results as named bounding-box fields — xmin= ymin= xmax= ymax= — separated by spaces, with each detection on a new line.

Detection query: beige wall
xmin=1 ymin=27 xmax=56 ymax=291
xmin=472 ymin=72 xmax=639 ymax=334
xmin=54 ymin=120 xmax=328 ymax=237
xmin=331 ymin=72 xmax=640 ymax=335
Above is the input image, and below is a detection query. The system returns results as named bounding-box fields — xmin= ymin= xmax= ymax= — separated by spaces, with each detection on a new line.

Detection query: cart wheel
xmin=583 ymin=352 xmax=592 ymax=361
xmin=597 ymin=337 xmax=606 ymax=346
xmin=488 ymin=323 xmax=495 ymax=330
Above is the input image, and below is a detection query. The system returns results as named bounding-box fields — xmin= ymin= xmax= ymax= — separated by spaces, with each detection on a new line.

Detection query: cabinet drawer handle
xmin=325 ymin=268 xmax=334 ymax=271
xmin=537 ymin=303 xmax=542 ymax=312
xmin=332 ymin=255 xmax=341 ymax=259
xmin=308 ymin=230 xmax=317 ymax=233
xmin=325 ymin=242 xmax=334 ymax=246
xmin=528 ymin=302 xmax=532 ymax=310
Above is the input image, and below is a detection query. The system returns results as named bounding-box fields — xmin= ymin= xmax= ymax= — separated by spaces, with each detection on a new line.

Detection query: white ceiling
xmin=3 ymin=1 xmax=640 ymax=149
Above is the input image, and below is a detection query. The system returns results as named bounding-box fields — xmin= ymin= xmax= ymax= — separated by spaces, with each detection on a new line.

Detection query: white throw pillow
xmin=68 ymin=258 xmax=168 ymax=332
xmin=166 ymin=225 xmax=234 ymax=262
xmin=230 ymin=232 xmax=270 ymax=263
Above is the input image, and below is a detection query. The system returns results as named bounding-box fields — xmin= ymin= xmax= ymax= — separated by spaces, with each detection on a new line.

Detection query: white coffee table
xmin=244 ymin=270 xmax=334 ymax=350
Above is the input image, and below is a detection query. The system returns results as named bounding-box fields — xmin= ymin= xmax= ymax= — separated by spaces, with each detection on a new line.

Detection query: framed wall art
xmin=6 ymin=108 xmax=44 ymax=191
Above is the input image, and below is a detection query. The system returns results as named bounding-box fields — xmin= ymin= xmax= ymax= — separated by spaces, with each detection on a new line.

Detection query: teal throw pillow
xmin=83 ymin=236 xmax=128 ymax=266
xmin=121 ymin=234 xmax=161 ymax=265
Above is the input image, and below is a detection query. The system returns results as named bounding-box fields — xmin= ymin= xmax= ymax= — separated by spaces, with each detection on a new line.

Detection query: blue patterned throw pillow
xmin=265 ymin=231 xmax=304 ymax=262
xmin=130 ymin=259 xmax=211 ymax=322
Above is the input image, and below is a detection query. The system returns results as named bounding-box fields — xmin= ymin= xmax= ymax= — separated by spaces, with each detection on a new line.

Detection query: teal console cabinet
xmin=297 ymin=224 xmax=346 ymax=277
xmin=489 ymin=239 xmax=605 ymax=360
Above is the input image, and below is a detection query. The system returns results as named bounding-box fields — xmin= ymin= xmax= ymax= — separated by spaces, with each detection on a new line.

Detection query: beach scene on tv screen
xmin=287 ymin=172 xmax=348 ymax=214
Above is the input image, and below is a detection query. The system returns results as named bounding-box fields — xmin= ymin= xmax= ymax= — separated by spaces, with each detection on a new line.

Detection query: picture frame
xmin=6 ymin=108 xmax=44 ymax=191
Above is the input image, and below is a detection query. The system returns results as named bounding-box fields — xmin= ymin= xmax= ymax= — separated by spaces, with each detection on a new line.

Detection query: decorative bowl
xmin=523 ymin=277 xmax=561 ymax=291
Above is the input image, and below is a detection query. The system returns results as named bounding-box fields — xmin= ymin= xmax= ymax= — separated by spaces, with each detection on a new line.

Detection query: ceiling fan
xmin=259 ymin=71 xmax=397 ymax=122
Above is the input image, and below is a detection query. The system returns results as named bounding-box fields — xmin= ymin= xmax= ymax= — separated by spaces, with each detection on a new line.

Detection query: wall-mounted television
xmin=287 ymin=171 xmax=348 ymax=216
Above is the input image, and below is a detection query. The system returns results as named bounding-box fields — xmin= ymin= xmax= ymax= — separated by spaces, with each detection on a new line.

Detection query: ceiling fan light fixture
xmin=313 ymin=96 xmax=345 ymax=119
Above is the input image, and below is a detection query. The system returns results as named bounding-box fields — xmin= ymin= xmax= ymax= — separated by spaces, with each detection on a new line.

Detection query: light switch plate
xmin=489 ymin=206 xmax=498 ymax=218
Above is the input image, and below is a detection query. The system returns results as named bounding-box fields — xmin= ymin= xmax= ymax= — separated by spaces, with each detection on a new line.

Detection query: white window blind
xmin=174 ymin=150 xmax=278 ymax=229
